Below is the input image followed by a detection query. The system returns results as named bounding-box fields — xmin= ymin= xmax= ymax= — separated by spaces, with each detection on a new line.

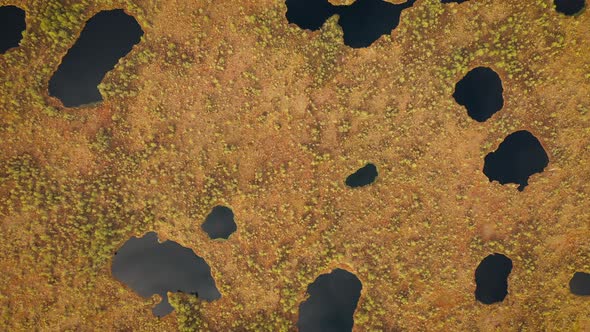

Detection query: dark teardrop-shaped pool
xmin=48 ymin=9 xmax=143 ymax=107
xmin=111 ymin=232 xmax=221 ymax=317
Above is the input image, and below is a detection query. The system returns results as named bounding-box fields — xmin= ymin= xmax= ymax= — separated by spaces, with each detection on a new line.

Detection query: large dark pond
xmin=453 ymin=67 xmax=504 ymax=122
xmin=48 ymin=9 xmax=143 ymax=107
xmin=483 ymin=130 xmax=549 ymax=191
xmin=111 ymin=232 xmax=221 ymax=317
xmin=298 ymin=268 xmax=362 ymax=332
xmin=475 ymin=253 xmax=512 ymax=304
xmin=285 ymin=0 xmax=416 ymax=48
xmin=0 ymin=5 xmax=26 ymax=54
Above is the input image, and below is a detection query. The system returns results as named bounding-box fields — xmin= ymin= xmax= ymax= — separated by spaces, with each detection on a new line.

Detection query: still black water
xmin=554 ymin=0 xmax=586 ymax=15
xmin=285 ymin=0 xmax=415 ymax=48
xmin=48 ymin=9 xmax=143 ymax=107
xmin=0 ymin=5 xmax=26 ymax=54
xmin=111 ymin=232 xmax=221 ymax=317
xmin=298 ymin=268 xmax=362 ymax=332
xmin=569 ymin=272 xmax=590 ymax=296
xmin=453 ymin=67 xmax=504 ymax=122
xmin=202 ymin=206 xmax=237 ymax=239
xmin=483 ymin=131 xmax=549 ymax=191
xmin=337 ymin=0 xmax=416 ymax=48
xmin=475 ymin=253 xmax=512 ymax=304
xmin=346 ymin=163 xmax=378 ymax=188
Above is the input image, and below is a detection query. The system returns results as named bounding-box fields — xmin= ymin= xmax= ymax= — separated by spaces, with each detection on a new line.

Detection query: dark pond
xmin=569 ymin=272 xmax=590 ymax=296
xmin=111 ymin=232 xmax=221 ymax=317
xmin=285 ymin=0 xmax=336 ymax=31
xmin=48 ymin=9 xmax=143 ymax=107
xmin=475 ymin=253 xmax=512 ymax=304
xmin=285 ymin=0 xmax=416 ymax=48
xmin=483 ymin=130 xmax=549 ymax=191
xmin=202 ymin=205 xmax=237 ymax=240
xmin=0 ymin=5 xmax=26 ymax=54
xmin=337 ymin=0 xmax=416 ymax=48
xmin=554 ymin=0 xmax=586 ymax=15
xmin=298 ymin=268 xmax=362 ymax=332
xmin=453 ymin=67 xmax=504 ymax=122
xmin=345 ymin=163 xmax=378 ymax=188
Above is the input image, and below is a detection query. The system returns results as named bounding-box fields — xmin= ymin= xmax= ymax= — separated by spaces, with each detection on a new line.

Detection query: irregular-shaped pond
xmin=285 ymin=0 xmax=336 ymax=31
xmin=298 ymin=268 xmax=362 ymax=332
xmin=202 ymin=205 xmax=237 ymax=240
xmin=0 ymin=5 xmax=26 ymax=54
xmin=345 ymin=163 xmax=378 ymax=188
xmin=48 ymin=9 xmax=143 ymax=107
xmin=554 ymin=0 xmax=586 ymax=15
xmin=483 ymin=130 xmax=549 ymax=191
xmin=337 ymin=0 xmax=416 ymax=48
xmin=475 ymin=253 xmax=512 ymax=304
xmin=111 ymin=232 xmax=221 ymax=317
xmin=453 ymin=67 xmax=504 ymax=122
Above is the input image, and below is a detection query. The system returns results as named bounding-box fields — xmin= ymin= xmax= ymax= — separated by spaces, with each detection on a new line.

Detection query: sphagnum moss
xmin=0 ymin=0 xmax=589 ymax=330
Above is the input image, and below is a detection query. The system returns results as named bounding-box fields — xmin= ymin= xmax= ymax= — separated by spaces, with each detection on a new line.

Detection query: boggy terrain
xmin=0 ymin=0 xmax=589 ymax=331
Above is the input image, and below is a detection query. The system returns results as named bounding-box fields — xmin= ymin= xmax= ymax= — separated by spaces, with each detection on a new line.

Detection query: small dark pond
xmin=475 ymin=253 xmax=512 ymax=304
xmin=48 ymin=9 xmax=143 ymax=107
xmin=483 ymin=130 xmax=549 ymax=191
xmin=453 ymin=67 xmax=504 ymax=122
xmin=569 ymin=272 xmax=590 ymax=296
xmin=298 ymin=268 xmax=362 ymax=332
xmin=111 ymin=232 xmax=221 ymax=317
xmin=346 ymin=163 xmax=378 ymax=188
xmin=285 ymin=0 xmax=416 ymax=48
xmin=554 ymin=0 xmax=586 ymax=15
xmin=202 ymin=205 xmax=237 ymax=240
xmin=0 ymin=5 xmax=26 ymax=54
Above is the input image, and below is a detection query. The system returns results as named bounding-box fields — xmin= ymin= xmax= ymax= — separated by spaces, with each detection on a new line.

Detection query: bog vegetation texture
xmin=0 ymin=0 xmax=588 ymax=331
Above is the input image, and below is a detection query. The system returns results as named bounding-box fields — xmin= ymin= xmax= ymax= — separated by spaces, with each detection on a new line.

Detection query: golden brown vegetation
xmin=0 ymin=0 xmax=588 ymax=330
